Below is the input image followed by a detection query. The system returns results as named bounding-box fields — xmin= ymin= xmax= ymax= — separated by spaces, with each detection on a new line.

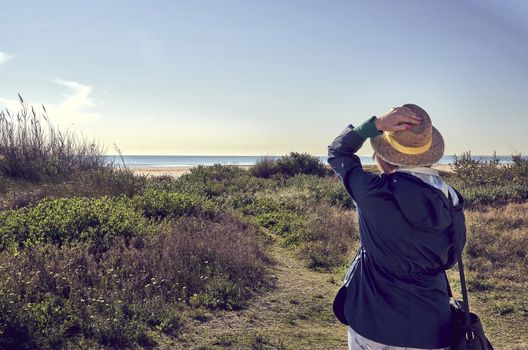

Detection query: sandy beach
xmin=131 ymin=164 xmax=453 ymax=178
xmin=130 ymin=165 xmax=254 ymax=178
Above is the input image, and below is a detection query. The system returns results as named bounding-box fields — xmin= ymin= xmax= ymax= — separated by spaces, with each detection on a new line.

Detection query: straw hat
xmin=370 ymin=104 xmax=444 ymax=166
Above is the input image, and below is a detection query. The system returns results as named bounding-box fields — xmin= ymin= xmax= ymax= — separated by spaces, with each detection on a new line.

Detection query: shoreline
xmin=130 ymin=164 xmax=453 ymax=178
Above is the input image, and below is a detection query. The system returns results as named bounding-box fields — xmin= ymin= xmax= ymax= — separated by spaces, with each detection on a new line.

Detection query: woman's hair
xmin=373 ymin=153 xmax=398 ymax=174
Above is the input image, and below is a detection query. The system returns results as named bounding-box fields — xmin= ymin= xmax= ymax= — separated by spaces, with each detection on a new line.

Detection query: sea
xmin=103 ymin=155 xmax=520 ymax=168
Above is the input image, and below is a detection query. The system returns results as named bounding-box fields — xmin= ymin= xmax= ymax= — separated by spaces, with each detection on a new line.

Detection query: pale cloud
xmin=0 ymin=52 xmax=13 ymax=64
xmin=0 ymin=79 xmax=101 ymax=124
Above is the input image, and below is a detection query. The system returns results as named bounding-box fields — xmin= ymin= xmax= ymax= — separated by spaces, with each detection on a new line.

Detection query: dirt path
xmin=163 ymin=243 xmax=349 ymax=349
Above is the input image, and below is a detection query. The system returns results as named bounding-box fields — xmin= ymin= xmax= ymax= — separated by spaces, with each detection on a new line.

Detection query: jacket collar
xmin=393 ymin=166 xmax=440 ymax=177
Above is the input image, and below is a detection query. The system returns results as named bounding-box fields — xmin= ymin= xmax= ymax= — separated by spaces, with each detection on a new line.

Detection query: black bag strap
xmin=444 ymin=271 xmax=452 ymax=298
xmin=446 ymin=191 xmax=473 ymax=333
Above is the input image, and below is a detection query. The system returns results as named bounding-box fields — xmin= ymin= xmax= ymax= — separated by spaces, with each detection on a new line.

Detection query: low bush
xmin=459 ymin=184 xmax=528 ymax=208
xmin=82 ymin=167 xmax=148 ymax=198
xmin=0 ymin=190 xmax=218 ymax=252
xmin=254 ymin=210 xmax=306 ymax=246
xmin=228 ymin=194 xmax=307 ymax=246
xmin=166 ymin=164 xmax=273 ymax=202
xmin=0 ymin=213 xmax=270 ymax=349
xmin=450 ymin=152 xmax=505 ymax=187
xmin=285 ymin=174 xmax=355 ymax=209
xmin=250 ymin=156 xmax=279 ymax=178
xmin=250 ymin=152 xmax=327 ymax=179
xmin=298 ymin=204 xmax=358 ymax=270
xmin=276 ymin=152 xmax=327 ymax=177
xmin=450 ymin=152 xmax=528 ymax=208
xmin=233 ymin=195 xmax=287 ymax=216
xmin=0 ymin=168 xmax=149 ymax=211
xmin=0 ymin=196 xmax=152 ymax=253
xmin=132 ymin=189 xmax=219 ymax=220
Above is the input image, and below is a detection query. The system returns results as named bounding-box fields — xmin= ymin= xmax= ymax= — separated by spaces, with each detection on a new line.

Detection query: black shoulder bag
xmin=446 ymin=195 xmax=494 ymax=350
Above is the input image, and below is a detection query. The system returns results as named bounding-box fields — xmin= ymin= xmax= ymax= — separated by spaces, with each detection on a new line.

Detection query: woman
xmin=327 ymin=104 xmax=466 ymax=349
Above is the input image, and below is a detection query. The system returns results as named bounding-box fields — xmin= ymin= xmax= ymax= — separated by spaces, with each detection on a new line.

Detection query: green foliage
xmin=159 ymin=164 xmax=273 ymax=203
xmin=85 ymin=167 xmax=148 ymax=198
xmin=228 ymin=194 xmax=307 ymax=246
xmin=450 ymin=152 xmax=528 ymax=208
xmin=250 ymin=152 xmax=327 ymax=179
xmin=0 ymin=168 xmax=149 ymax=211
xmin=250 ymin=156 xmax=279 ymax=178
xmin=133 ymin=189 xmax=219 ymax=220
xmin=0 ymin=196 xmax=151 ymax=252
xmin=276 ymin=152 xmax=327 ymax=177
xmin=234 ymin=195 xmax=284 ymax=216
xmin=254 ymin=210 xmax=306 ymax=246
xmin=0 ymin=213 xmax=269 ymax=348
xmin=285 ymin=174 xmax=355 ymax=209
xmin=298 ymin=204 xmax=358 ymax=270
xmin=0 ymin=190 xmax=218 ymax=253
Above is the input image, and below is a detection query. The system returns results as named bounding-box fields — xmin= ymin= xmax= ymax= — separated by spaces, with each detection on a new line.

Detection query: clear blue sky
xmin=1 ymin=0 xmax=527 ymax=156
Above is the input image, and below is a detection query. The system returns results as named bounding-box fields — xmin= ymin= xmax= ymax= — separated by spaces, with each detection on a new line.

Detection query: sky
xmin=1 ymin=0 xmax=527 ymax=156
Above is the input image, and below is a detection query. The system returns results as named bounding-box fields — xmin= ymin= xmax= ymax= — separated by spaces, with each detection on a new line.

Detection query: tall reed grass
xmin=0 ymin=94 xmax=107 ymax=181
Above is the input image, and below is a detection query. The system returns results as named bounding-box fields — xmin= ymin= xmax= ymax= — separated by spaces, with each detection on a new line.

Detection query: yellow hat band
xmin=384 ymin=131 xmax=432 ymax=155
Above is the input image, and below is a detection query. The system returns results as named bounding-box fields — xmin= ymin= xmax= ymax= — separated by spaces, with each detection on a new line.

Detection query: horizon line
xmin=102 ymin=153 xmax=524 ymax=157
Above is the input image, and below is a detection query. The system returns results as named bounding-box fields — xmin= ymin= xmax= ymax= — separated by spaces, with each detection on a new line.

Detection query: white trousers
xmin=348 ymin=326 xmax=450 ymax=350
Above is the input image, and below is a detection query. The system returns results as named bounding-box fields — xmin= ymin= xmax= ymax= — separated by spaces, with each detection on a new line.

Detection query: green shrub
xmin=285 ymin=174 xmax=355 ymax=209
xmin=0 ymin=189 xmax=223 ymax=252
xmin=0 ymin=212 xmax=270 ymax=348
xmin=250 ymin=157 xmax=279 ymax=178
xmin=234 ymin=195 xmax=283 ymax=216
xmin=254 ymin=210 xmax=305 ymax=245
xmin=83 ymin=167 xmax=148 ymax=197
xmin=229 ymin=194 xmax=307 ymax=246
xmin=0 ymin=196 xmax=151 ymax=252
xmin=132 ymin=189 xmax=219 ymax=220
xmin=510 ymin=154 xmax=528 ymax=186
xmin=249 ymin=152 xmax=327 ymax=179
xmin=0 ymin=168 xmax=149 ymax=211
xmin=450 ymin=152 xmax=528 ymax=208
xmin=460 ymin=184 xmax=528 ymax=208
xmin=299 ymin=204 xmax=358 ymax=270
xmin=170 ymin=164 xmax=273 ymax=201
xmin=276 ymin=152 xmax=327 ymax=177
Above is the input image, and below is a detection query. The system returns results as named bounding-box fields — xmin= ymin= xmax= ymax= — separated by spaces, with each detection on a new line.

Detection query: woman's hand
xmin=374 ymin=107 xmax=423 ymax=132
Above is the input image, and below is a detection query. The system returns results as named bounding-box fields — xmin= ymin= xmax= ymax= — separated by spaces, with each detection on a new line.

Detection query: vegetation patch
xmin=298 ymin=204 xmax=358 ymax=270
xmin=251 ymin=152 xmax=328 ymax=179
xmin=0 ymin=213 xmax=270 ymax=349
xmin=448 ymin=152 xmax=528 ymax=208
xmin=0 ymin=95 xmax=108 ymax=181
xmin=0 ymin=196 xmax=152 ymax=253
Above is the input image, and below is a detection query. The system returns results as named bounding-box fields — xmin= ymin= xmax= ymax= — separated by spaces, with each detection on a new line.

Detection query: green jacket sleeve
xmin=327 ymin=118 xmax=383 ymax=203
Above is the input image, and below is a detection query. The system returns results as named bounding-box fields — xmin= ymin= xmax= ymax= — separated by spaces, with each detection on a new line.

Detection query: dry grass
xmin=298 ymin=204 xmax=358 ymax=270
xmin=161 ymin=244 xmax=351 ymax=349
xmin=0 ymin=212 xmax=271 ymax=348
xmin=0 ymin=96 xmax=107 ymax=181
xmin=445 ymin=203 xmax=528 ymax=348
xmin=162 ymin=203 xmax=528 ymax=350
